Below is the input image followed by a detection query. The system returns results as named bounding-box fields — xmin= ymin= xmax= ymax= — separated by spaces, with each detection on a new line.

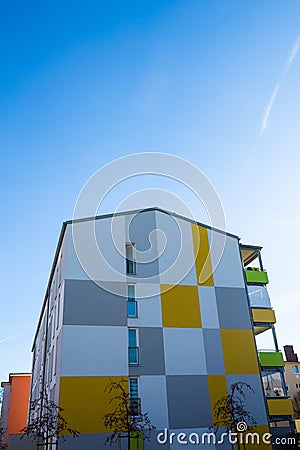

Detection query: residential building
xmin=0 ymin=373 xmax=31 ymax=449
xmin=29 ymin=207 xmax=294 ymax=449
xmin=283 ymin=345 xmax=300 ymax=418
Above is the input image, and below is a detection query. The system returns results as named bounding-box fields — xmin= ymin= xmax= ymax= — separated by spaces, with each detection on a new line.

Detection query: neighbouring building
xmin=28 ymin=207 xmax=294 ymax=449
xmin=0 ymin=373 xmax=31 ymax=448
xmin=283 ymin=345 xmax=300 ymax=419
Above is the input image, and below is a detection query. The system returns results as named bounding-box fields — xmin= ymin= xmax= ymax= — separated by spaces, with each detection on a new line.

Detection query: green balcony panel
xmin=245 ymin=268 xmax=269 ymax=284
xmin=130 ymin=431 xmax=144 ymax=450
xmin=259 ymin=351 xmax=284 ymax=367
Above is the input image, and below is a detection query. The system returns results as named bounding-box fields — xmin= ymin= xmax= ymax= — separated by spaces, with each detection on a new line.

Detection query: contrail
xmin=259 ymin=32 xmax=300 ymax=136
xmin=0 ymin=333 xmax=19 ymax=345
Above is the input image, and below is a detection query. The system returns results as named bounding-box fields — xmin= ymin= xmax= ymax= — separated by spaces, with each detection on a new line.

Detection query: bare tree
xmin=20 ymin=387 xmax=79 ymax=448
xmin=0 ymin=427 xmax=6 ymax=450
xmin=210 ymin=382 xmax=257 ymax=450
xmin=0 ymin=388 xmax=6 ymax=449
xmin=103 ymin=378 xmax=155 ymax=450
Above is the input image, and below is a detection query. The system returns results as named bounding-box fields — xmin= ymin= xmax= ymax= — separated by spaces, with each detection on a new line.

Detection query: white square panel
xmin=209 ymin=231 xmax=245 ymax=288
xmin=156 ymin=212 xmax=197 ymax=286
xmin=163 ymin=328 xmax=207 ymax=375
xmin=198 ymin=286 xmax=220 ymax=329
xmin=139 ymin=375 xmax=169 ymax=429
xmin=60 ymin=325 xmax=128 ymax=376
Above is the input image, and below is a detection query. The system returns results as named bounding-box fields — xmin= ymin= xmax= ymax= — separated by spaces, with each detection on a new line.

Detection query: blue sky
xmin=1 ymin=0 xmax=300 ymax=381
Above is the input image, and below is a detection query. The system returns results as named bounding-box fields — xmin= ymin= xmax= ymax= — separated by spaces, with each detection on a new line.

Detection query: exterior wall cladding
xmin=30 ymin=208 xmax=273 ymax=449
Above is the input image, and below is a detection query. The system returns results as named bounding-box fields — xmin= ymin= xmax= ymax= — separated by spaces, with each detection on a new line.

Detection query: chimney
xmin=284 ymin=345 xmax=298 ymax=362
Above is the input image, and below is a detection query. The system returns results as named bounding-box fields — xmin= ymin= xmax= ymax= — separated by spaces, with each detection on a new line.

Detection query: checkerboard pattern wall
xmin=57 ymin=210 xmax=270 ymax=449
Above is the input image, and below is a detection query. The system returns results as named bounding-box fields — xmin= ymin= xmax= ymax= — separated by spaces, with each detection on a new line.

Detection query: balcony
xmin=259 ymin=351 xmax=284 ymax=367
xmin=128 ymin=347 xmax=139 ymax=366
xmin=261 ymin=367 xmax=285 ymax=398
xmin=245 ymin=267 xmax=269 ymax=284
xmin=247 ymin=285 xmax=271 ymax=308
xmin=252 ymin=309 xmax=276 ymax=335
xmin=130 ymin=431 xmax=143 ymax=450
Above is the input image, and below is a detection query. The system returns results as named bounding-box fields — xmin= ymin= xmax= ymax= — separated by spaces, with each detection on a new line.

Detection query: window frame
xmin=126 ymin=243 xmax=137 ymax=275
xmin=127 ymin=284 xmax=138 ymax=318
xmin=129 ymin=377 xmax=141 ymax=416
xmin=128 ymin=328 xmax=139 ymax=366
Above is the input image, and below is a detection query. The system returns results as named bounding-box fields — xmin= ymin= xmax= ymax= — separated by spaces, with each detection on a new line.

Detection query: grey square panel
xmin=145 ymin=431 xmax=171 ymax=449
xmin=215 ymin=287 xmax=252 ymax=329
xmin=129 ymin=327 xmax=165 ymax=376
xmin=57 ymin=433 xmax=111 ymax=449
xmin=166 ymin=375 xmax=212 ymax=429
xmin=63 ymin=279 xmax=127 ymax=326
xmin=203 ymin=329 xmax=225 ymax=375
xmin=226 ymin=374 xmax=269 ymax=425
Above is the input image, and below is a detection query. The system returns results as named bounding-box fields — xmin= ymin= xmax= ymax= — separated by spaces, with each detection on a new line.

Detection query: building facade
xmin=283 ymin=345 xmax=300 ymax=419
xmin=0 ymin=373 xmax=31 ymax=449
xmin=29 ymin=208 xmax=294 ymax=449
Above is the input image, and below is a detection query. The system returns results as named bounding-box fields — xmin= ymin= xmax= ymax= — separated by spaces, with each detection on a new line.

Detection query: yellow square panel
xmin=221 ymin=329 xmax=259 ymax=374
xmin=208 ymin=375 xmax=228 ymax=423
xmin=59 ymin=376 xmax=127 ymax=434
xmin=192 ymin=224 xmax=214 ymax=286
xmin=161 ymin=285 xmax=202 ymax=328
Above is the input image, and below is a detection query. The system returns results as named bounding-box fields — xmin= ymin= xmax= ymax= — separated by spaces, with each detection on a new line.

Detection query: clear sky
xmin=1 ymin=0 xmax=300 ymax=382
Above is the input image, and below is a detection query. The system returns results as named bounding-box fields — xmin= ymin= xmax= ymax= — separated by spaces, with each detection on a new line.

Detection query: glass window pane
xmin=128 ymin=329 xmax=137 ymax=347
xmin=128 ymin=285 xmax=135 ymax=300
xmin=126 ymin=244 xmax=136 ymax=274
xmin=126 ymin=244 xmax=133 ymax=260
xmin=128 ymin=347 xmax=138 ymax=365
xmin=127 ymin=301 xmax=137 ymax=318
xmin=262 ymin=370 xmax=285 ymax=397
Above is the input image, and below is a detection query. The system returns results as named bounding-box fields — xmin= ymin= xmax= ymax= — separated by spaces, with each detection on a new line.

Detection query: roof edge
xmin=68 ymin=206 xmax=240 ymax=239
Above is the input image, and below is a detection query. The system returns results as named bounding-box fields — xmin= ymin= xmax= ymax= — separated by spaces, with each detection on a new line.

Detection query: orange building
xmin=0 ymin=373 xmax=31 ymax=448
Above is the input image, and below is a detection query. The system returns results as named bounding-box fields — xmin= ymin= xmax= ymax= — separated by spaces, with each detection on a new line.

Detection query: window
xmin=126 ymin=243 xmax=136 ymax=275
xmin=54 ymin=337 xmax=58 ymax=376
xmin=127 ymin=285 xmax=137 ymax=318
xmin=129 ymin=377 xmax=138 ymax=398
xmin=52 ymin=347 xmax=56 ymax=378
xmin=296 ymin=383 xmax=300 ymax=391
xmin=58 ymin=257 xmax=62 ymax=287
xmin=49 ymin=349 xmax=53 ymax=381
xmin=292 ymin=365 xmax=299 ymax=374
xmin=53 ymin=307 xmax=56 ymax=338
xmin=56 ymin=294 xmax=60 ymax=329
xmin=129 ymin=378 xmax=141 ymax=416
xmin=128 ymin=329 xmax=139 ymax=365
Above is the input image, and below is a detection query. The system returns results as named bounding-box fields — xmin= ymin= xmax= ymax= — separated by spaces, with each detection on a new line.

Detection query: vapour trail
xmin=259 ymin=32 xmax=300 ymax=136
xmin=0 ymin=333 xmax=19 ymax=345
